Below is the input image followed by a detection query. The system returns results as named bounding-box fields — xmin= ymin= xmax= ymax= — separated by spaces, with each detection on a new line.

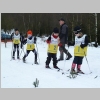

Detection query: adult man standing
xmin=58 ymin=18 xmax=72 ymax=61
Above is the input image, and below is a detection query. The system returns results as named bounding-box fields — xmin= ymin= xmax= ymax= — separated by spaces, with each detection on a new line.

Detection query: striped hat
xmin=73 ymin=26 xmax=82 ymax=34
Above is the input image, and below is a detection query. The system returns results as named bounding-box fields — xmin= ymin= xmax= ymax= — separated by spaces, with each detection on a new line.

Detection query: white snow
xmin=1 ymin=37 xmax=100 ymax=88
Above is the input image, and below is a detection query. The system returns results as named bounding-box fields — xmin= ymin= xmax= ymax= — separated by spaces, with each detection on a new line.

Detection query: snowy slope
xmin=1 ymin=37 xmax=100 ymax=88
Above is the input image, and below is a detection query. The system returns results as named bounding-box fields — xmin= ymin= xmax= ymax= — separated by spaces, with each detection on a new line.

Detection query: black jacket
xmin=59 ymin=23 xmax=68 ymax=44
xmin=80 ymin=36 xmax=89 ymax=48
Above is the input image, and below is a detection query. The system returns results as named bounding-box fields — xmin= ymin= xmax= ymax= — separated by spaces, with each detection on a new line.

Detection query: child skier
xmin=21 ymin=30 xmax=38 ymax=64
xmin=11 ymin=28 xmax=21 ymax=60
xmin=45 ymin=27 xmax=61 ymax=69
xmin=70 ymin=26 xmax=89 ymax=74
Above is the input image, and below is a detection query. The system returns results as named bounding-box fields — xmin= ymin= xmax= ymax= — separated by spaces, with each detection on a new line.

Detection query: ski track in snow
xmin=1 ymin=38 xmax=100 ymax=88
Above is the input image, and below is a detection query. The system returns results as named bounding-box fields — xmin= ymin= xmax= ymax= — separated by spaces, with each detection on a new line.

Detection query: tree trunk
xmin=80 ymin=14 xmax=82 ymax=24
xmin=77 ymin=14 xmax=78 ymax=22
xmin=38 ymin=22 xmax=41 ymax=36
xmin=72 ymin=14 xmax=74 ymax=41
xmin=28 ymin=14 xmax=30 ymax=29
xmin=95 ymin=13 xmax=97 ymax=43
xmin=88 ymin=14 xmax=92 ymax=43
xmin=23 ymin=14 xmax=26 ymax=33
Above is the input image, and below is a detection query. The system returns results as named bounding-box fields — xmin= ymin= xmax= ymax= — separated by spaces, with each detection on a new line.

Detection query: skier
xmin=70 ymin=26 xmax=89 ymax=74
xmin=58 ymin=18 xmax=72 ymax=61
xmin=45 ymin=27 xmax=61 ymax=69
xmin=21 ymin=30 xmax=38 ymax=64
xmin=11 ymin=28 xmax=21 ymax=60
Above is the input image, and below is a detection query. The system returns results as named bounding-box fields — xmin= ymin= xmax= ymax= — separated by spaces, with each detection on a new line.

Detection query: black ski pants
xmin=73 ymin=56 xmax=84 ymax=65
xmin=46 ymin=53 xmax=57 ymax=66
xmin=13 ymin=44 xmax=19 ymax=57
xmin=23 ymin=49 xmax=37 ymax=61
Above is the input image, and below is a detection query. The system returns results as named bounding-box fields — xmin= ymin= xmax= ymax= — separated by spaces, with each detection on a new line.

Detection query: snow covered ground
xmin=1 ymin=37 xmax=100 ymax=88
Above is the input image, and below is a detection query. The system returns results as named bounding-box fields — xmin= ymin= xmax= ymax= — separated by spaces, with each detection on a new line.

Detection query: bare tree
xmin=28 ymin=14 xmax=31 ymax=29
xmin=88 ymin=14 xmax=92 ymax=43
xmin=95 ymin=13 xmax=97 ymax=43
xmin=1 ymin=13 xmax=100 ymax=44
xmin=77 ymin=14 xmax=78 ymax=22
xmin=72 ymin=14 xmax=74 ymax=41
xmin=22 ymin=13 xmax=26 ymax=33
xmin=38 ymin=22 xmax=41 ymax=36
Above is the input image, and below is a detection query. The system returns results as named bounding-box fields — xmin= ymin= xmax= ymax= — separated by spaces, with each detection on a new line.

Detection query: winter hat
xmin=15 ymin=28 xmax=18 ymax=31
xmin=53 ymin=27 xmax=59 ymax=34
xmin=27 ymin=30 xmax=32 ymax=35
xmin=58 ymin=18 xmax=65 ymax=22
xmin=73 ymin=26 xmax=82 ymax=34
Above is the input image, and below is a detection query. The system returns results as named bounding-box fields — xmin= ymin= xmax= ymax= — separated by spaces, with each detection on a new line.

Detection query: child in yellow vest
xmin=45 ymin=27 xmax=61 ymax=69
xmin=70 ymin=26 xmax=89 ymax=74
xmin=11 ymin=28 xmax=20 ymax=59
xmin=21 ymin=30 xmax=38 ymax=64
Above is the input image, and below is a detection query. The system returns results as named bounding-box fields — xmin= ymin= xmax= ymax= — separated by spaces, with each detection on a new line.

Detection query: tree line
xmin=1 ymin=13 xmax=100 ymax=44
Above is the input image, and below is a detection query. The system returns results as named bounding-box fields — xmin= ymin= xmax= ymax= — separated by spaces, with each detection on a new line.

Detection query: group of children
xmin=11 ymin=26 xmax=88 ymax=74
xmin=11 ymin=29 xmax=38 ymax=64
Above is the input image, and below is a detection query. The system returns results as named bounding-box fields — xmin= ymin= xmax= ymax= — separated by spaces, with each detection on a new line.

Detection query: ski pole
xmin=22 ymin=45 xmax=25 ymax=55
xmin=19 ymin=45 xmax=25 ymax=58
xmin=61 ymin=44 xmax=70 ymax=75
xmin=36 ymin=43 xmax=40 ymax=64
xmin=84 ymin=51 xmax=92 ymax=74
xmin=10 ymin=42 xmax=13 ymax=61
xmin=19 ymin=49 xmax=23 ymax=58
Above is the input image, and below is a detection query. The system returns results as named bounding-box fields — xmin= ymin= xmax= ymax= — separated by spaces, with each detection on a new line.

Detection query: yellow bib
xmin=13 ymin=39 xmax=20 ymax=44
xmin=47 ymin=44 xmax=58 ymax=53
xmin=74 ymin=46 xmax=87 ymax=57
xmin=27 ymin=44 xmax=35 ymax=50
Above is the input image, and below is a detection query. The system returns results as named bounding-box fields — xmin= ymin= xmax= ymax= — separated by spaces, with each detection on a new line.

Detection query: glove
xmin=34 ymin=41 xmax=36 ymax=44
xmin=34 ymin=37 xmax=37 ymax=41
xmin=32 ymin=37 xmax=37 ymax=44
xmin=80 ymin=44 xmax=85 ymax=49
xmin=46 ymin=40 xmax=51 ymax=44
xmin=58 ymin=43 xmax=62 ymax=46
xmin=21 ymin=44 xmax=23 ymax=49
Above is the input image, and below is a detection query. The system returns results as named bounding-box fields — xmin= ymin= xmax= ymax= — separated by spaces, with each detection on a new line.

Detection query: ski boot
xmin=34 ymin=60 xmax=39 ymax=65
xmin=66 ymin=52 xmax=72 ymax=60
xmin=17 ymin=56 xmax=20 ymax=60
xmin=12 ymin=56 xmax=15 ymax=60
xmin=77 ymin=69 xmax=84 ymax=74
xmin=68 ymin=68 xmax=78 ymax=78
xmin=70 ymin=68 xmax=78 ymax=75
xmin=45 ymin=65 xmax=51 ymax=69
xmin=22 ymin=57 xmax=26 ymax=63
xmin=54 ymin=66 xmax=60 ymax=69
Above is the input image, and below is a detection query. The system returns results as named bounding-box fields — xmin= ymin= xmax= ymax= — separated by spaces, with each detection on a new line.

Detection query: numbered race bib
xmin=27 ymin=44 xmax=35 ymax=50
xmin=47 ymin=44 xmax=58 ymax=53
xmin=74 ymin=46 xmax=87 ymax=57
xmin=13 ymin=39 xmax=20 ymax=44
